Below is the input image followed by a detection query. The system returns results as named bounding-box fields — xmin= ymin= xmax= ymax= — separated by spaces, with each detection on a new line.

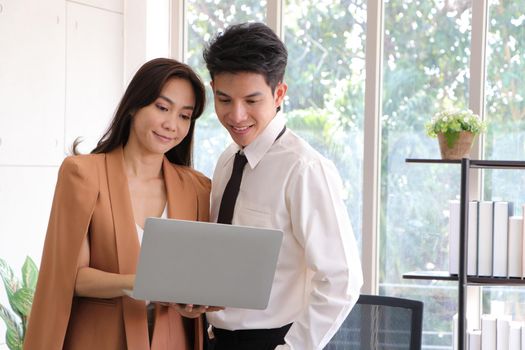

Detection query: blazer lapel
xmin=106 ymin=147 xmax=139 ymax=273
xmin=163 ymin=159 xmax=198 ymax=221
xmin=106 ymin=147 xmax=149 ymax=350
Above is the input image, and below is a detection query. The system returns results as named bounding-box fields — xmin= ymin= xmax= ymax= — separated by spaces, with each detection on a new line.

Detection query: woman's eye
xmin=181 ymin=114 xmax=191 ymax=120
xmin=156 ymin=104 xmax=168 ymax=112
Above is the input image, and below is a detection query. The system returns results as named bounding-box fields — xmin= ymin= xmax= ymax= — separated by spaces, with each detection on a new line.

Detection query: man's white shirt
xmin=207 ymin=113 xmax=363 ymax=350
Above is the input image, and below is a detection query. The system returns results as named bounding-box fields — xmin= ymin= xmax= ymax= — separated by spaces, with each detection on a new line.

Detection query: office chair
xmin=325 ymin=294 xmax=423 ymax=350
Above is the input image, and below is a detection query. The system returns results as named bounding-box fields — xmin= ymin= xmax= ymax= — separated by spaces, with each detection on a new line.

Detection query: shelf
xmin=406 ymin=159 xmax=461 ymax=164
xmin=468 ymin=276 xmax=525 ymax=286
xmin=403 ymin=270 xmax=458 ymax=281
xmin=406 ymin=158 xmax=525 ymax=169
xmin=403 ymin=271 xmax=525 ymax=285
xmin=404 ymin=157 xmax=525 ymax=350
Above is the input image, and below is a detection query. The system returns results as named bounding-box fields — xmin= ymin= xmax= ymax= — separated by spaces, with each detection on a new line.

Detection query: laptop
xmin=127 ymin=217 xmax=283 ymax=310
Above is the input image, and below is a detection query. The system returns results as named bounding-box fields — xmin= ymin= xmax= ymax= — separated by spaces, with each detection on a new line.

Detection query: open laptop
xmin=126 ymin=217 xmax=283 ymax=310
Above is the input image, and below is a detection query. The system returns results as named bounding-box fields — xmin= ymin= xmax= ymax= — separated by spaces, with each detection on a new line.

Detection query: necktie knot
xmin=234 ymin=151 xmax=248 ymax=170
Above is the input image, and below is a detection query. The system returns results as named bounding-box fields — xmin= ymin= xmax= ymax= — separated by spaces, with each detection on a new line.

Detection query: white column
xmin=267 ymin=0 xmax=283 ymax=39
xmin=170 ymin=0 xmax=186 ymax=61
xmin=466 ymin=0 xmax=489 ymax=331
xmin=361 ymin=0 xmax=384 ymax=294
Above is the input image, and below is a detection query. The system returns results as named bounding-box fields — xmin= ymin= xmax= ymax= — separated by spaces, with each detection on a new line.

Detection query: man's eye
xmin=218 ymin=99 xmax=231 ymax=103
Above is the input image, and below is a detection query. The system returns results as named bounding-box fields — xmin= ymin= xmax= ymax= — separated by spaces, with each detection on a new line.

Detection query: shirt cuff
xmin=275 ymin=345 xmax=291 ymax=350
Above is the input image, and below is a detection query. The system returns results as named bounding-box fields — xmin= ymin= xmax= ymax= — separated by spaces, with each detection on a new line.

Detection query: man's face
xmin=212 ymin=72 xmax=287 ymax=147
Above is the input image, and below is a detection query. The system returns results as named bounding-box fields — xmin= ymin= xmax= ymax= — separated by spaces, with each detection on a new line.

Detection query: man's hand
xmin=168 ymin=303 xmax=225 ymax=318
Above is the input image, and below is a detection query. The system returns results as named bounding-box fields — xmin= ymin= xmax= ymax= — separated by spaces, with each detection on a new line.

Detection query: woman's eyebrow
xmin=158 ymin=95 xmax=194 ymax=110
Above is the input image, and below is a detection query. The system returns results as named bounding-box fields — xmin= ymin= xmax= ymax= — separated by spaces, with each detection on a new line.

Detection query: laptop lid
xmin=130 ymin=217 xmax=283 ymax=310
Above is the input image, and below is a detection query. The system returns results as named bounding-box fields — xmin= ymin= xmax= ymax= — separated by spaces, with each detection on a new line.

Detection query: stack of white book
xmin=449 ymin=200 xmax=524 ymax=278
xmin=453 ymin=314 xmax=525 ymax=350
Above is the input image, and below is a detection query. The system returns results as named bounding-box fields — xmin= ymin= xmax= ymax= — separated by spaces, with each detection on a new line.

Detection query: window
xmin=180 ymin=1 xmax=524 ymax=348
xmin=380 ymin=1 xmax=472 ymax=347
xmin=283 ymin=0 xmax=366 ymax=247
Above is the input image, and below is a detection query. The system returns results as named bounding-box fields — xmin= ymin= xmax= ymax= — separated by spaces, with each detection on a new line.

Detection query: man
xmin=203 ymin=22 xmax=363 ymax=350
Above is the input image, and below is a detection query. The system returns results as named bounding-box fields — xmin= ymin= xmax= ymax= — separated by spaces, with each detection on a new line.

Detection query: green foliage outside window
xmin=186 ymin=0 xmax=525 ymax=347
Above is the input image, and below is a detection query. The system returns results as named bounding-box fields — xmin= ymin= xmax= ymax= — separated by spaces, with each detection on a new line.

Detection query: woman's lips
xmin=153 ymin=131 xmax=173 ymax=142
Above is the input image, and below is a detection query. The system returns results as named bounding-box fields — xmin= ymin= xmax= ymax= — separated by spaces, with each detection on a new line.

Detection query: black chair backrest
xmin=325 ymin=294 xmax=423 ymax=350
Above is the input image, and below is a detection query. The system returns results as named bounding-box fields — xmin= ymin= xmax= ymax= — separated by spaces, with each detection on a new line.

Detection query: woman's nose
xmin=162 ymin=114 xmax=178 ymax=132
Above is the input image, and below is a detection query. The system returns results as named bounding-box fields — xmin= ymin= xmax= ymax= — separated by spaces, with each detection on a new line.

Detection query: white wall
xmin=65 ymin=1 xmax=124 ymax=153
xmin=0 ymin=0 xmax=127 ymax=346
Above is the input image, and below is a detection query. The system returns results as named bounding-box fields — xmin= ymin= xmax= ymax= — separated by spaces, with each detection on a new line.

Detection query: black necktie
xmin=217 ymin=151 xmax=248 ymax=224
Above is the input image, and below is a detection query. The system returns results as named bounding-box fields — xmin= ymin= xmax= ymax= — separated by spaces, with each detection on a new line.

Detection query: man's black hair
xmin=203 ymin=22 xmax=288 ymax=92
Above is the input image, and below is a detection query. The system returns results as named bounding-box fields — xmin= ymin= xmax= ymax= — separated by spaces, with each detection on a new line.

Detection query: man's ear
xmin=210 ymin=80 xmax=214 ymax=91
xmin=274 ymin=82 xmax=288 ymax=107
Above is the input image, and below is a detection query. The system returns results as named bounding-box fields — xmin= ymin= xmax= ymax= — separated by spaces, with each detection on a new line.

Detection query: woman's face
xmin=128 ymin=78 xmax=195 ymax=156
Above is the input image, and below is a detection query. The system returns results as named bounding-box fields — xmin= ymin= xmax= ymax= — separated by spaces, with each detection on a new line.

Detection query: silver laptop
xmin=128 ymin=217 xmax=283 ymax=310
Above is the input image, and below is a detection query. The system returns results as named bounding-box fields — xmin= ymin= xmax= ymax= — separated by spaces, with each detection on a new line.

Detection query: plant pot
xmin=437 ymin=131 xmax=474 ymax=160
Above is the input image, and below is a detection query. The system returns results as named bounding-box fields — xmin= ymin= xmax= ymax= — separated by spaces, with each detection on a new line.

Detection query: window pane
xmin=187 ymin=1 xmax=267 ymax=176
xmin=482 ymin=0 xmax=525 ymax=320
xmin=380 ymin=1 xmax=472 ymax=348
xmin=283 ymin=0 xmax=366 ymax=249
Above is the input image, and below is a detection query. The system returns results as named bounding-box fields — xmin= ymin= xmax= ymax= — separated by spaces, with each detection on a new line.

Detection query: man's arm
xmin=281 ymin=159 xmax=363 ymax=349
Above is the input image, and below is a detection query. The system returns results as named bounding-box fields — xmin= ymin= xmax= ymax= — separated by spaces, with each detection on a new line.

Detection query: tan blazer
xmin=24 ymin=147 xmax=210 ymax=350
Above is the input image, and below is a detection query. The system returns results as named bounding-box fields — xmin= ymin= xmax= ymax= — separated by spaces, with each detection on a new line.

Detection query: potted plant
xmin=425 ymin=109 xmax=486 ymax=160
xmin=0 ymin=257 xmax=38 ymax=350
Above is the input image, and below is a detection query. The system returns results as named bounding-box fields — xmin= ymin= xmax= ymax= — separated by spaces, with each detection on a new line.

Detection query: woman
xmin=24 ymin=58 xmax=214 ymax=350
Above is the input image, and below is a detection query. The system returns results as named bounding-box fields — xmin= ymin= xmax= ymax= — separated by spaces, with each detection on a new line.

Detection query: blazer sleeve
xmin=24 ymin=156 xmax=100 ymax=350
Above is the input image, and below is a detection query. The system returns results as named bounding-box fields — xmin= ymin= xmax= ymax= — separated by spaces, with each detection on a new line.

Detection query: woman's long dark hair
xmin=88 ymin=58 xmax=205 ymax=166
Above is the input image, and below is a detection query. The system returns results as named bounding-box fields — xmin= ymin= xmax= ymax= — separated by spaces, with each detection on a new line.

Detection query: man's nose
xmin=229 ymin=102 xmax=247 ymax=122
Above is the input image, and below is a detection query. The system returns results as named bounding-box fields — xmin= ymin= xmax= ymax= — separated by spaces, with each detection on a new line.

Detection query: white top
xmin=207 ymin=113 xmax=363 ymax=350
xmin=136 ymin=204 xmax=168 ymax=245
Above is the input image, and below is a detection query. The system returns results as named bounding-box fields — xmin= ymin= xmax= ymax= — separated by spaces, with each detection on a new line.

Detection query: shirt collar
xmin=222 ymin=113 xmax=286 ymax=169
xmin=243 ymin=113 xmax=286 ymax=169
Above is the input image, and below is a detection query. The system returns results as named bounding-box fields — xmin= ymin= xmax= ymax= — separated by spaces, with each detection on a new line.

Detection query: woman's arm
xmin=74 ymin=234 xmax=135 ymax=298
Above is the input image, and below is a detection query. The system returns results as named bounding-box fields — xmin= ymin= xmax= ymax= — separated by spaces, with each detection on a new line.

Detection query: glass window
xmin=283 ymin=0 xmax=366 ymax=248
xmin=187 ymin=0 xmax=267 ymax=176
xmin=482 ymin=0 xmax=525 ymax=320
xmin=380 ymin=0 xmax=472 ymax=348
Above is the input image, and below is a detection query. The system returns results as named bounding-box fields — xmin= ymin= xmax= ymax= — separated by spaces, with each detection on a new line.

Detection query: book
xmin=449 ymin=200 xmax=460 ymax=275
xmin=467 ymin=329 xmax=481 ymax=350
xmin=523 ymin=204 xmax=525 ymax=279
xmin=522 ymin=323 xmax=525 ymax=350
xmin=478 ymin=201 xmax=494 ymax=276
xmin=453 ymin=313 xmax=458 ymax=350
xmin=481 ymin=314 xmax=496 ymax=350
xmin=453 ymin=313 xmax=473 ymax=350
xmin=468 ymin=201 xmax=479 ymax=276
xmin=492 ymin=201 xmax=511 ymax=277
xmin=508 ymin=216 xmax=523 ymax=278
xmin=496 ymin=315 xmax=511 ymax=350
xmin=447 ymin=200 xmax=481 ymax=276
xmin=508 ymin=321 xmax=521 ymax=350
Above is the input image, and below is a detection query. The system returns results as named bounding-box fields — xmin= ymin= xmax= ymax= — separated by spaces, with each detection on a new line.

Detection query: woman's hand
xmin=166 ymin=303 xmax=225 ymax=318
